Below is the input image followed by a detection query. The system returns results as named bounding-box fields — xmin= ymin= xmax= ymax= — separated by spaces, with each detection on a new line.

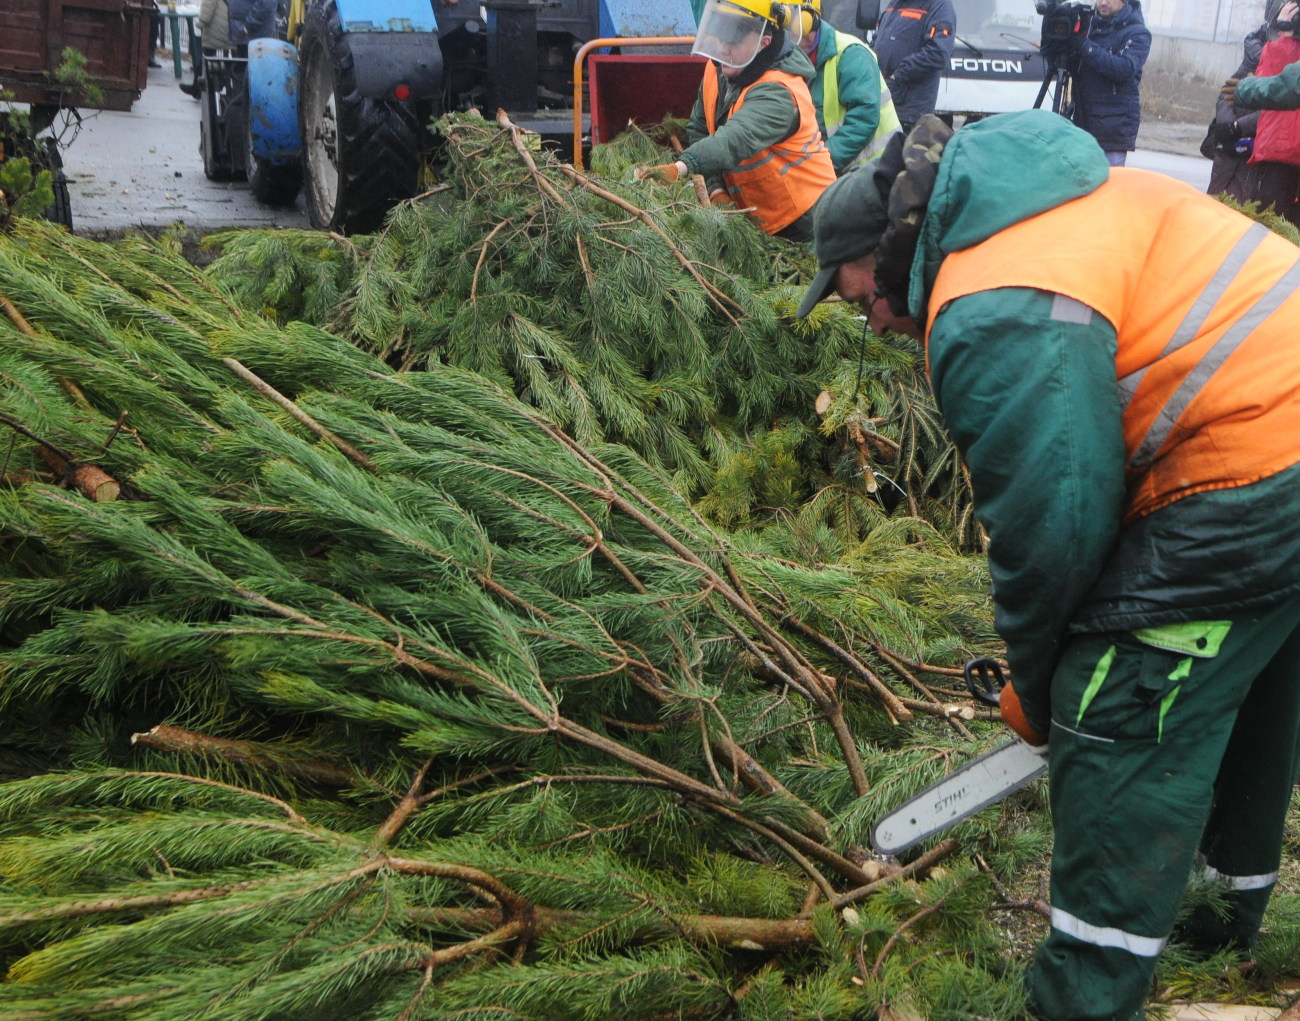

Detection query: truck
xmin=0 ymin=0 xmax=155 ymax=228
xmin=851 ymin=0 xmax=1049 ymax=122
xmin=200 ymin=0 xmax=700 ymax=235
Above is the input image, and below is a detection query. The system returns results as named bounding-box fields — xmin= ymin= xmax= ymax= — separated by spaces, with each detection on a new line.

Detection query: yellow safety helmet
xmin=694 ymin=0 xmax=791 ymax=69
xmin=710 ymin=0 xmax=789 ymax=26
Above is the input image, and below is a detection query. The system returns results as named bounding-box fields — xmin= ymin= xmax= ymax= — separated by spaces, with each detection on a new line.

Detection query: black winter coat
xmin=1070 ymin=0 xmax=1151 ymax=152
xmin=1207 ymin=23 xmax=1266 ymax=200
xmin=228 ymin=0 xmax=274 ymax=45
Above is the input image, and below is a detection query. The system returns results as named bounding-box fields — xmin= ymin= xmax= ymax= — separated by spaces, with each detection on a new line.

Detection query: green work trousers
xmin=1026 ymin=595 xmax=1300 ymax=1020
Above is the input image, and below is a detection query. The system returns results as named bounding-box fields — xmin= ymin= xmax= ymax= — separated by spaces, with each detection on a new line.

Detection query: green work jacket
xmin=911 ymin=111 xmax=1300 ymax=730
xmin=682 ymin=44 xmax=818 ymax=193
xmin=1235 ymin=60 xmax=1300 ymax=109
xmin=807 ymin=26 xmax=899 ymax=172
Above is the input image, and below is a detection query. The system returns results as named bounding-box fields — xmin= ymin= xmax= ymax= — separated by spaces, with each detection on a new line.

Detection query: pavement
xmin=61 ymin=50 xmax=310 ymax=239
xmin=1132 ymin=117 xmax=1214 ymax=191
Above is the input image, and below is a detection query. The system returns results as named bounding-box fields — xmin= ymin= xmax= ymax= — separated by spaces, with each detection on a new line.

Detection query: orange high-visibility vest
xmin=702 ymin=66 xmax=836 ymax=235
xmin=925 ymin=168 xmax=1300 ymax=523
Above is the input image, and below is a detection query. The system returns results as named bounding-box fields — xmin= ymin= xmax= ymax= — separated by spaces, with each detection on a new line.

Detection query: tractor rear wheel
xmin=298 ymin=0 xmax=421 ymax=234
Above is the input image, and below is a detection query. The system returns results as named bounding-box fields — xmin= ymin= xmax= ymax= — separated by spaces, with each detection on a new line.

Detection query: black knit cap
xmin=794 ymin=165 xmax=889 ymax=319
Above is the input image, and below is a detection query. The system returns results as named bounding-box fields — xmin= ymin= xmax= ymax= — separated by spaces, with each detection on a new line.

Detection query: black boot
xmin=179 ymin=78 xmax=203 ymax=99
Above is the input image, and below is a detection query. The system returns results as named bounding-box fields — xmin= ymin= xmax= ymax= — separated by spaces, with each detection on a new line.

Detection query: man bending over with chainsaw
xmin=798 ymin=110 xmax=1300 ymax=1019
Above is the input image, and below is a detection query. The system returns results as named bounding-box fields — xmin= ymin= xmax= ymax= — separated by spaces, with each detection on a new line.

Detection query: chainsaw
xmin=870 ymin=659 xmax=1049 ymax=856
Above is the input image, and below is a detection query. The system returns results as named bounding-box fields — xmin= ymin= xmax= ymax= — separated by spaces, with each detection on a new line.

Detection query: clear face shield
xmin=788 ymin=5 xmax=811 ymax=46
xmin=693 ymin=0 xmax=771 ymax=70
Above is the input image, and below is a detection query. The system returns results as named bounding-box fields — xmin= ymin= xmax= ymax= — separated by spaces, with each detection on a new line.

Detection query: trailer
xmin=0 ymin=0 xmax=156 ymax=228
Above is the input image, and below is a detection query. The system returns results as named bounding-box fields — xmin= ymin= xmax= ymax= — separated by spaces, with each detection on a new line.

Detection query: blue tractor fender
xmin=598 ymin=0 xmax=698 ymax=36
xmin=246 ymin=38 xmax=301 ymax=165
xmin=324 ymin=0 xmax=442 ymax=102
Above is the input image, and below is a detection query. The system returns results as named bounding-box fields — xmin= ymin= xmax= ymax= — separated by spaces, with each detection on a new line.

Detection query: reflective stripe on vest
xmin=702 ymin=66 xmax=837 ymax=234
xmin=925 ymin=168 xmax=1300 ymax=522
xmin=1050 ymin=908 xmax=1168 ymax=957
xmin=822 ymin=30 xmax=900 ymax=168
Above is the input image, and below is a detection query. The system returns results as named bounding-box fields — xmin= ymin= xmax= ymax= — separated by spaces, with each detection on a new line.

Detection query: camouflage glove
xmin=635 ymin=162 xmax=685 ymax=183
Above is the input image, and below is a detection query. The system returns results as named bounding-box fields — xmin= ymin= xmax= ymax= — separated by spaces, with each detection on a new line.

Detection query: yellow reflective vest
xmin=821 ymin=29 xmax=901 ymax=170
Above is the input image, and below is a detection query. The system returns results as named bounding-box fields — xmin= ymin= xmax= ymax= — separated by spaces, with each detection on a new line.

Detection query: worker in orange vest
xmin=634 ymin=0 xmax=835 ymax=242
xmin=798 ymin=110 xmax=1300 ymax=1019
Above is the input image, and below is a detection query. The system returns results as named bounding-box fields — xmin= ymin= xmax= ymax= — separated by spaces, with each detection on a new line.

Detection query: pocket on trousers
xmin=1067 ymin=634 xmax=1192 ymax=744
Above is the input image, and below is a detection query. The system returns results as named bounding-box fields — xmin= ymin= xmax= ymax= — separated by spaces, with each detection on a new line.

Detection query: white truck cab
xmin=839 ymin=0 xmax=1050 ymax=121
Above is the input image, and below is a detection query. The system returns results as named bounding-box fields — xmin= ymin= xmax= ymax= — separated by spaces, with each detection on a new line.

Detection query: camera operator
xmin=1067 ymin=0 xmax=1151 ymax=165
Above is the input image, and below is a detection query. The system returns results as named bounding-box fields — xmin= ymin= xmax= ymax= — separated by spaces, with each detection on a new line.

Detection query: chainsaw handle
xmin=963 ymin=657 xmax=1005 ymax=707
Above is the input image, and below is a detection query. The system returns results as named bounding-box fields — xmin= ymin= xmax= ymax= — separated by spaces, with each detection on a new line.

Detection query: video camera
xmin=1036 ymin=0 xmax=1093 ymax=64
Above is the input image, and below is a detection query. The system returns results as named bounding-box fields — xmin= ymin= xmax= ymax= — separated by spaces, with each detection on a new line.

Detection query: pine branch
xmin=496 ymin=110 xmax=572 ymax=207
xmin=874 ymin=644 xmax=977 ymax=739
xmin=130 ymin=725 xmax=356 ymax=788
xmin=778 ymin=614 xmax=912 ymax=722
xmin=219 ymin=357 xmax=377 ymax=473
xmin=531 ymin=416 xmax=871 ymax=796
xmin=832 ymin=839 xmax=960 ymax=910
xmin=371 ymin=758 xmax=434 ymax=849
xmin=407 ymin=904 xmax=816 ymax=951
xmin=1 ymin=286 xmax=36 ymax=335
xmin=871 ymin=880 xmax=964 ymax=978
xmin=557 ymin=163 xmax=744 ymax=327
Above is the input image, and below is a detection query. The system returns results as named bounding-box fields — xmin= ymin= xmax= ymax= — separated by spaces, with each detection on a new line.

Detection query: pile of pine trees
xmin=0 ymin=113 xmax=1295 ymax=1019
xmin=205 ymin=114 xmax=976 ymax=547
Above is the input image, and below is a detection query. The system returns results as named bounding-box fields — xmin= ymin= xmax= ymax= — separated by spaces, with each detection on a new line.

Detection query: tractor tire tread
xmin=299 ymin=0 xmax=420 ymax=234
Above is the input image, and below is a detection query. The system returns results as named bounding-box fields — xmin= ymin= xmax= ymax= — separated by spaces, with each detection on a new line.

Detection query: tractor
xmin=198 ymin=0 xmax=700 ymax=234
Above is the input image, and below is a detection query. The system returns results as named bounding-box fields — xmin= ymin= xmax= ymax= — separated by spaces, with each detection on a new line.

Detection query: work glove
xmin=1221 ymin=77 xmax=1240 ymax=102
xmin=999 ymin=681 xmax=1049 ymax=750
xmin=708 ymin=188 xmax=734 ymax=208
xmin=634 ymin=162 xmax=683 ymax=184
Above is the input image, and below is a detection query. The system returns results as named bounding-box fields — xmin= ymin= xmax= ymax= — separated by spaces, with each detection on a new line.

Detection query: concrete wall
xmin=1148 ymin=33 xmax=1244 ymax=80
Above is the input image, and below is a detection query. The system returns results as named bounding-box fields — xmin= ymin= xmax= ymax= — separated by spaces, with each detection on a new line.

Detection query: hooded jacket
xmin=1070 ymin=0 xmax=1151 ymax=151
xmin=906 ymin=110 xmax=1300 ymax=730
xmin=198 ymin=0 xmax=231 ymax=49
xmin=1206 ymin=23 xmax=1265 ymax=200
